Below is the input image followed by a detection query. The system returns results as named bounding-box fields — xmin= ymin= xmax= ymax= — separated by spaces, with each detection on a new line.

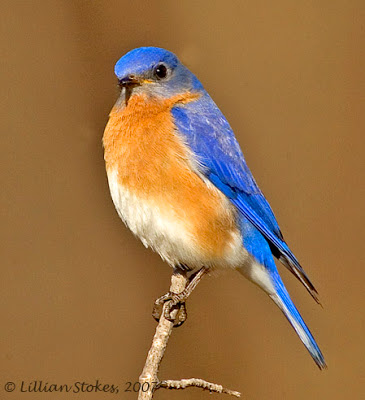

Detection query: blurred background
xmin=1 ymin=1 xmax=364 ymax=399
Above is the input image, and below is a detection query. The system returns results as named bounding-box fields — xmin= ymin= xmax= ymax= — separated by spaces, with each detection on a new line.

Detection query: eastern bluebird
xmin=103 ymin=47 xmax=326 ymax=369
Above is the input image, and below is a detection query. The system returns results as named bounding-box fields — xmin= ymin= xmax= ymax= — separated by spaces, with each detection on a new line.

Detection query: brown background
xmin=1 ymin=1 xmax=364 ymax=399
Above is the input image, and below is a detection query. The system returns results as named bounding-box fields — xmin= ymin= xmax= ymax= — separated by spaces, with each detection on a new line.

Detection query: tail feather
xmin=270 ymin=278 xmax=326 ymax=369
xmin=240 ymin=218 xmax=325 ymax=368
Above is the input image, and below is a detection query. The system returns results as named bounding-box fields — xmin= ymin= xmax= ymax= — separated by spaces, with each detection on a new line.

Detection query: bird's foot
xmin=152 ymin=267 xmax=208 ymax=328
xmin=152 ymin=292 xmax=187 ymax=327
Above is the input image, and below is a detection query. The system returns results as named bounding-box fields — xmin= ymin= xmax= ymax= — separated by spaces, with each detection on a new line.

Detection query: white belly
xmin=106 ymin=169 xmax=249 ymax=269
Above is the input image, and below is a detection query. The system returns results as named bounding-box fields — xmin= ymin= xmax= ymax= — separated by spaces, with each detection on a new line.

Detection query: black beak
xmin=118 ymin=75 xmax=140 ymax=106
xmin=118 ymin=75 xmax=140 ymax=88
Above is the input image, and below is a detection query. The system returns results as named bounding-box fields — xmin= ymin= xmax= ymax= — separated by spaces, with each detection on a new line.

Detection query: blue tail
xmin=241 ymin=219 xmax=326 ymax=369
xmin=269 ymin=269 xmax=326 ymax=369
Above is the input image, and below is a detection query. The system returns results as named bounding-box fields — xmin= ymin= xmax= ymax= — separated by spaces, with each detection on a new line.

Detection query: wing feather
xmin=172 ymin=94 xmax=319 ymax=302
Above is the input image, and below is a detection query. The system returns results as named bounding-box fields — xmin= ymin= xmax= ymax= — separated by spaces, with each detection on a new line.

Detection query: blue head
xmin=114 ymin=47 xmax=204 ymax=102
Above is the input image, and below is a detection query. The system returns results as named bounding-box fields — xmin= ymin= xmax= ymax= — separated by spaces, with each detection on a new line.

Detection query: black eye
xmin=154 ymin=64 xmax=168 ymax=79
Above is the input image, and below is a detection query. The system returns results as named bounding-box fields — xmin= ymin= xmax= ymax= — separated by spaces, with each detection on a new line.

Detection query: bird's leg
xmin=152 ymin=267 xmax=208 ymax=327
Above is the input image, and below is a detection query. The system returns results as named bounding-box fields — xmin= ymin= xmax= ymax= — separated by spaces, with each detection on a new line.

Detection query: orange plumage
xmin=103 ymin=92 xmax=240 ymax=261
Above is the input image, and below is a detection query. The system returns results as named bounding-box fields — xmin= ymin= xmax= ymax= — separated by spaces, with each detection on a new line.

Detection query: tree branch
xmin=159 ymin=378 xmax=241 ymax=397
xmin=137 ymin=270 xmax=241 ymax=399
xmin=138 ymin=270 xmax=188 ymax=400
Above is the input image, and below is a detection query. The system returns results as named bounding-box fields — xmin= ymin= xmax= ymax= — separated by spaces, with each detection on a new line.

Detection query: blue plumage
xmin=171 ymin=72 xmax=325 ymax=368
xmin=241 ymin=218 xmax=325 ymax=368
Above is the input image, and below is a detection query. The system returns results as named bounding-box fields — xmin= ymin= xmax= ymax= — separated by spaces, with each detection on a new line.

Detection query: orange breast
xmin=103 ymin=92 xmax=239 ymax=260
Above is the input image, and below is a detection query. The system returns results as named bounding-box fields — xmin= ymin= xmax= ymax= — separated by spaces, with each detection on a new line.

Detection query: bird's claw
xmin=152 ymin=291 xmax=187 ymax=327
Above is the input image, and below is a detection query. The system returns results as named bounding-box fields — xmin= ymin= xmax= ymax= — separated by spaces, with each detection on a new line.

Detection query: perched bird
xmin=103 ymin=47 xmax=326 ymax=369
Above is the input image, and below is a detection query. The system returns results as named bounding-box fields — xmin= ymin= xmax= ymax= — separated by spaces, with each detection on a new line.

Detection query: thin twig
xmin=159 ymin=378 xmax=241 ymax=398
xmin=137 ymin=270 xmax=241 ymax=399
xmin=138 ymin=271 xmax=189 ymax=400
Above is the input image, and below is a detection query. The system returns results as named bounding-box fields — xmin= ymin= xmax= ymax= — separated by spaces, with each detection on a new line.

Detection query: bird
xmin=102 ymin=46 xmax=326 ymax=369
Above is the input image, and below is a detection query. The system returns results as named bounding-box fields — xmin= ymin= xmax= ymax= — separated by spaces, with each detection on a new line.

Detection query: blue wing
xmin=172 ymin=92 xmax=319 ymax=302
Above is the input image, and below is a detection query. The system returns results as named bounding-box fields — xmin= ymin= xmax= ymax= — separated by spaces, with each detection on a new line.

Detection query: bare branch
xmin=137 ymin=270 xmax=241 ymax=399
xmin=159 ymin=378 xmax=241 ymax=397
xmin=138 ymin=271 xmax=189 ymax=400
